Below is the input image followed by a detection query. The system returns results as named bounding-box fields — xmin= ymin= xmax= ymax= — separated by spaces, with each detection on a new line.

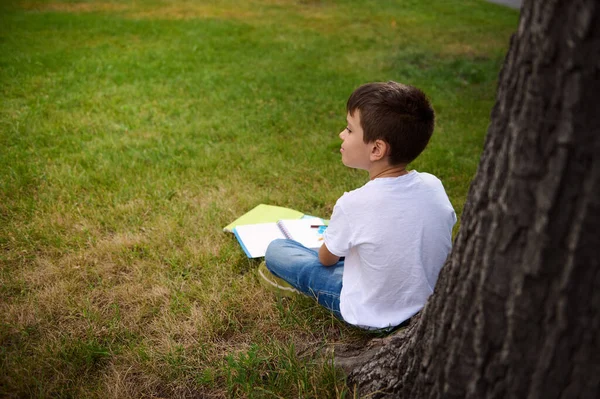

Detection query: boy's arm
xmin=318 ymin=243 xmax=340 ymax=266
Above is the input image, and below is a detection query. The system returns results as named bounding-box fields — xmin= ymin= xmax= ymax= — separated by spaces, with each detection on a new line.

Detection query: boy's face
xmin=339 ymin=110 xmax=372 ymax=170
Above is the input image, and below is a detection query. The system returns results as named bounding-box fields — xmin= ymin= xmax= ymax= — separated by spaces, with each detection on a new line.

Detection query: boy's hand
xmin=319 ymin=244 xmax=340 ymax=266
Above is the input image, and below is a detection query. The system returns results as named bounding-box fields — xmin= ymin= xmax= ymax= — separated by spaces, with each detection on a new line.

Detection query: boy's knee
xmin=265 ymin=239 xmax=290 ymax=266
xmin=270 ymin=238 xmax=289 ymax=249
xmin=265 ymin=238 xmax=287 ymax=257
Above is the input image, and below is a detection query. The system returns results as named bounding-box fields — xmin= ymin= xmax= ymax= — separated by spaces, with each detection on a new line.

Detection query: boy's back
xmin=324 ymin=170 xmax=456 ymax=328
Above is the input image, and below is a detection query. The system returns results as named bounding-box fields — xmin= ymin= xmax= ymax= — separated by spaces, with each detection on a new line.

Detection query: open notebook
xmin=233 ymin=218 xmax=327 ymax=258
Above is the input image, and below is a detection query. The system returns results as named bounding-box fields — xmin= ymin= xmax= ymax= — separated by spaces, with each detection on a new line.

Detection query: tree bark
xmin=344 ymin=1 xmax=600 ymax=397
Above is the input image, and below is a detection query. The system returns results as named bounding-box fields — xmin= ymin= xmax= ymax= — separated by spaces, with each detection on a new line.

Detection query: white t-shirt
xmin=323 ymin=171 xmax=456 ymax=329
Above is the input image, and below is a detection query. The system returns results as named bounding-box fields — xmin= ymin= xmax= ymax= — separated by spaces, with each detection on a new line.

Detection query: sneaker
xmin=258 ymin=261 xmax=300 ymax=298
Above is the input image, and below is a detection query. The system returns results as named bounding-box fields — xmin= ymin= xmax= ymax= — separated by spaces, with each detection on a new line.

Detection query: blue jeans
xmin=265 ymin=239 xmax=344 ymax=320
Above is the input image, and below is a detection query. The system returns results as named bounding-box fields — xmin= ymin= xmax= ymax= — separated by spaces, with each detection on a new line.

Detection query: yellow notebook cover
xmin=223 ymin=204 xmax=304 ymax=233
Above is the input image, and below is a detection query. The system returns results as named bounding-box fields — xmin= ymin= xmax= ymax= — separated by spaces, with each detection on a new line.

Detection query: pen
xmin=310 ymin=224 xmax=326 ymax=228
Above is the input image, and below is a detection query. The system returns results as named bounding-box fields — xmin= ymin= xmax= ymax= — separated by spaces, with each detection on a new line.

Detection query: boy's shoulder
xmin=410 ymin=171 xmax=444 ymax=188
xmin=338 ymin=178 xmax=380 ymax=201
xmin=338 ymin=171 xmax=445 ymax=204
xmin=360 ymin=170 xmax=441 ymax=190
xmin=335 ymin=172 xmax=409 ymax=205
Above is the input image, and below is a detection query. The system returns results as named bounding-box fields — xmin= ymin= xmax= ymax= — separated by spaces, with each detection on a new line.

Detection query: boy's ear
xmin=370 ymin=139 xmax=389 ymax=161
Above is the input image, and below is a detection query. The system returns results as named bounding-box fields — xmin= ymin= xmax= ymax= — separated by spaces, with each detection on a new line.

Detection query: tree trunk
xmin=344 ymin=1 xmax=600 ymax=397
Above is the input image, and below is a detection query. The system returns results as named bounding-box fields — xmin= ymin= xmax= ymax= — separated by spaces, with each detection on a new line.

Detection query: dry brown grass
xmin=20 ymin=0 xmax=333 ymax=21
xmin=21 ymin=0 xmax=129 ymax=14
xmin=1 ymin=191 xmax=346 ymax=396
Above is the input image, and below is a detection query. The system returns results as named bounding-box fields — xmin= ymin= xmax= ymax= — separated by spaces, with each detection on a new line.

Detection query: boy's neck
xmin=369 ymin=162 xmax=409 ymax=180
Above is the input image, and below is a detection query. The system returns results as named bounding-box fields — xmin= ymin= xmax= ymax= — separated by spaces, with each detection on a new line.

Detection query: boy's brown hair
xmin=346 ymin=81 xmax=435 ymax=165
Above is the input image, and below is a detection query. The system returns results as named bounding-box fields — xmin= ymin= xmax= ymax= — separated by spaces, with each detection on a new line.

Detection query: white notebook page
xmin=233 ymin=222 xmax=285 ymax=258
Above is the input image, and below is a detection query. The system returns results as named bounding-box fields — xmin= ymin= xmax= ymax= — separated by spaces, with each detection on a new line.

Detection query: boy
xmin=261 ymin=81 xmax=456 ymax=330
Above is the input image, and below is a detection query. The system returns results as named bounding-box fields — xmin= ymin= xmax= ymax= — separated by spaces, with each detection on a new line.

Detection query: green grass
xmin=0 ymin=0 xmax=518 ymax=397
